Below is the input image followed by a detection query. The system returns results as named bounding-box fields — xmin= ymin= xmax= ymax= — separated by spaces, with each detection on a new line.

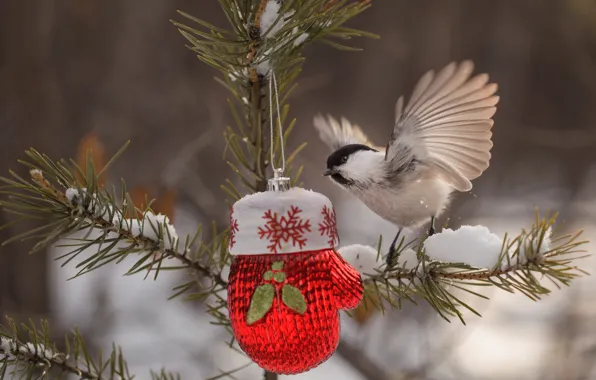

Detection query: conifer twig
xmin=360 ymin=214 xmax=588 ymax=323
xmin=1 ymin=152 xmax=228 ymax=290
xmin=1 ymin=336 xmax=99 ymax=379
xmin=0 ymin=318 xmax=178 ymax=379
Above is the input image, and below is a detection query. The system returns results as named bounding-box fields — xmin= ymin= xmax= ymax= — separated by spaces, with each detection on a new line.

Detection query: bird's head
xmin=324 ymin=144 xmax=381 ymax=188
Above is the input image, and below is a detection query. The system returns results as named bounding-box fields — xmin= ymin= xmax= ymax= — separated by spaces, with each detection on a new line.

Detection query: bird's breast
xmin=353 ymin=178 xmax=452 ymax=227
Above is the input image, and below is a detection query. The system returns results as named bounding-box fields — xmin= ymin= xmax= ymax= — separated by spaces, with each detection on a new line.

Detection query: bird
xmin=313 ymin=60 xmax=499 ymax=268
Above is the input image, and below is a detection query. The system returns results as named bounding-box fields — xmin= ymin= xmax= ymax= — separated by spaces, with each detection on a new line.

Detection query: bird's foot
xmin=427 ymin=216 xmax=436 ymax=236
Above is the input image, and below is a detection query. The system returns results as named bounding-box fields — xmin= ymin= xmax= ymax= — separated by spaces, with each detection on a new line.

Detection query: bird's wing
xmin=386 ymin=60 xmax=498 ymax=191
xmin=313 ymin=114 xmax=380 ymax=151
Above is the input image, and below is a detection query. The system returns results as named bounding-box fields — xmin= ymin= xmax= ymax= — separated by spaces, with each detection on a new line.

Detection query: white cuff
xmin=229 ymin=188 xmax=339 ymax=255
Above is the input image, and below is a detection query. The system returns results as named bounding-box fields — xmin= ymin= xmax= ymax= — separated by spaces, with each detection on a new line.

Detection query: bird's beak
xmin=323 ymin=168 xmax=334 ymax=176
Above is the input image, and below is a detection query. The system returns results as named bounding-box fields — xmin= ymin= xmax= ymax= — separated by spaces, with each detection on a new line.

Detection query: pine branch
xmin=0 ymin=149 xmax=227 ymax=290
xmin=151 ymin=369 xmax=182 ymax=380
xmin=174 ymin=0 xmax=376 ymax=201
xmin=361 ymin=213 xmax=589 ymax=323
xmin=0 ymin=318 xmax=178 ymax=380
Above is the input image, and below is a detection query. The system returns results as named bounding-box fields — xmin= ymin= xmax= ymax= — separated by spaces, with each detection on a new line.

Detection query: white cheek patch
xmin=340 ymin=151 xmax=385 ymax=184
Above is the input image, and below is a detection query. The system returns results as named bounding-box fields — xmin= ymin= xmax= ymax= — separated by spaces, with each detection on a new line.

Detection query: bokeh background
xmin=2 ymin=1 xmax=596 ymax=379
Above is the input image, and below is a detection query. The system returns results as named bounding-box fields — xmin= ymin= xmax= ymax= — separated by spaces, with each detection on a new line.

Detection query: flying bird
xmin=314 ymin=60 xmax=498 ymax=267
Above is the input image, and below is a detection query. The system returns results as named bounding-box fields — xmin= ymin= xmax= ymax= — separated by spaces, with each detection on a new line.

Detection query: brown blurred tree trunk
xmin=0 ymin=0 xmax=71 ymax=319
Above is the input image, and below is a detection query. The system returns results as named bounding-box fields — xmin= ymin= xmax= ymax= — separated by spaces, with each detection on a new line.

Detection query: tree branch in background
xmin=336 ymin=340 xmax=391 ymax=380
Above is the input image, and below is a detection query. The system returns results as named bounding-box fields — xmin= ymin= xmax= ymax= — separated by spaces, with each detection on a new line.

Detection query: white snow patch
xmin=338 ymin=244 xmax=379 ymax=276
xmin=521 ymin=227 xmax=552 ymax=257
xmin=220 ymin=264 xmax=230 ymax=282
xmin=398 ymin=247 xmax=418 ymax=270
xmin=256 ymin=59 xmax=271 ymax=77
xmin=125 ymin=218 xmax=142 ymax=238
xmin=424 ymin=225 xmax=502 ymax=268
xmin=142 ymin=212 xmax=179 ymax=250
xmin=24 ymin=343 xmax=54 ymax=360
xmin=1 ymin=339 xmax=54 ymax=360
xmin=292 ymin=27 xmax=309 ymax=46
xmin=65 ymin=188 xmax=79 ymax=202
xmin=63 ymin=187 xmax=179 ymax=251
xmin=260 ymin=1 xmax=283 ymax=37
xmin=503 ymin=227 xmax=552 ymax=268
xmin=0 ymin=337 xmax=14 ymax=355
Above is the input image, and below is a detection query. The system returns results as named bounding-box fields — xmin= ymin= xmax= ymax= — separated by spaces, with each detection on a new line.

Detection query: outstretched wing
xmin=313 ymin=114 xmax=379 ymax=151
xmin=386 ymin=60 xmax=498 ymax=191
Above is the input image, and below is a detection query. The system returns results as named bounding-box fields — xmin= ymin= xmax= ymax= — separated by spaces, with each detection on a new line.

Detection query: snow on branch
xmin=0 ymin=318 xmax=178 ymax=380
xmin=174 ymin=0 xmax=373 ymax=83
xmin=260 ymin=0 xmax=285 ymax=37
xmin=65 ymin=187 xmax=179 ymax=250
xmin=0 ymin=152 xmax=227 ymax=290
xmin=423 ymin=225 xmax=503 ymax=268
xmin=337 ymin=216 xmax=588 ymax=322
xmin=0 ymin=337 xmax=56 ymax=362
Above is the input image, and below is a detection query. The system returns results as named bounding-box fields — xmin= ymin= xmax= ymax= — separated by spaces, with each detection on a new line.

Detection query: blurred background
xmin=2 ymin=1 xmax=596 ymax=379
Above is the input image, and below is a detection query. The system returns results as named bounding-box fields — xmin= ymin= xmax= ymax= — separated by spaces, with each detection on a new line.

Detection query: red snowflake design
xmin=318 ymin=205 xmax=339 ymax=247
xmin=258 ymin=206 xmax=311 ymax=253
xmin=229 ymin=209 xmax=239 ymax=249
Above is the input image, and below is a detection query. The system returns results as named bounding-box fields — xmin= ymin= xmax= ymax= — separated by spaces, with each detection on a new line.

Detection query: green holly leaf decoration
xmin=247 ymin=283 xmax=275 ymax=325
xmin=272 ymin=261 xmax=284 ymax=271
xmin=273 ymin=271 xmax=286 ymax=283
xmin=263 ymin=270 xmax=273 ymax=281
xmin=281 ymin=284 xmax=307 ymax=314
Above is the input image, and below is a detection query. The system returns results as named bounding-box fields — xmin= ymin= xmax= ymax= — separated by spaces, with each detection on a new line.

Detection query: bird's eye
xmin=341 ymin=156 xmax=348 ymax=163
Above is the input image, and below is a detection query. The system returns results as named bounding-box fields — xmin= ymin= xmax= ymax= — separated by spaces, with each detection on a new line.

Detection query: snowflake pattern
xmin=318 ymin=205 xmax=339 ymax=247
xmin=258 ymin=206 xmax=311 ymax=253
xmin=229 ymin=208 xmax=239 ymax=249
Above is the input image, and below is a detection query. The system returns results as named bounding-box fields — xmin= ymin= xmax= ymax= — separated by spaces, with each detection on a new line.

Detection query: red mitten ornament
xmin=228 ymin=177 xmax=363 ymax=374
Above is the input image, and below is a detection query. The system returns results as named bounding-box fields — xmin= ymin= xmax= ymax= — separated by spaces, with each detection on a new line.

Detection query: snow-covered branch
xmin=0 ymin=336 xmax=98 ymax=379
xmin=339 ymin=217 xmax=587 ymax=321
xmin=64 ymin=182 xmax=227 ymax=287
xmin=2 ymin=164 xmax=227 ymax=289
xmin=0 ymin=319 xmax=178 ymax=380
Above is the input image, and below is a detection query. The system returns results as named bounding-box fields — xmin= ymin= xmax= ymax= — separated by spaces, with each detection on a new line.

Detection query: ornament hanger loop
xmin=268 ymin=69 xmax=290 ymax=192
xmin=269 ymin=70 xmax=285 ymax=174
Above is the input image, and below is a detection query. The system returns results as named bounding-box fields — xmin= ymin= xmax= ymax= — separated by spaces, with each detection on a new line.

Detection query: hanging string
xmin=269 ymin=70 xmax=285 ymax=177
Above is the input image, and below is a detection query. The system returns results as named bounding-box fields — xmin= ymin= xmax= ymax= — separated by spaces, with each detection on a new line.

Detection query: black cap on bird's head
xmin=323 ymin=144 xmax=378 ymax=185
